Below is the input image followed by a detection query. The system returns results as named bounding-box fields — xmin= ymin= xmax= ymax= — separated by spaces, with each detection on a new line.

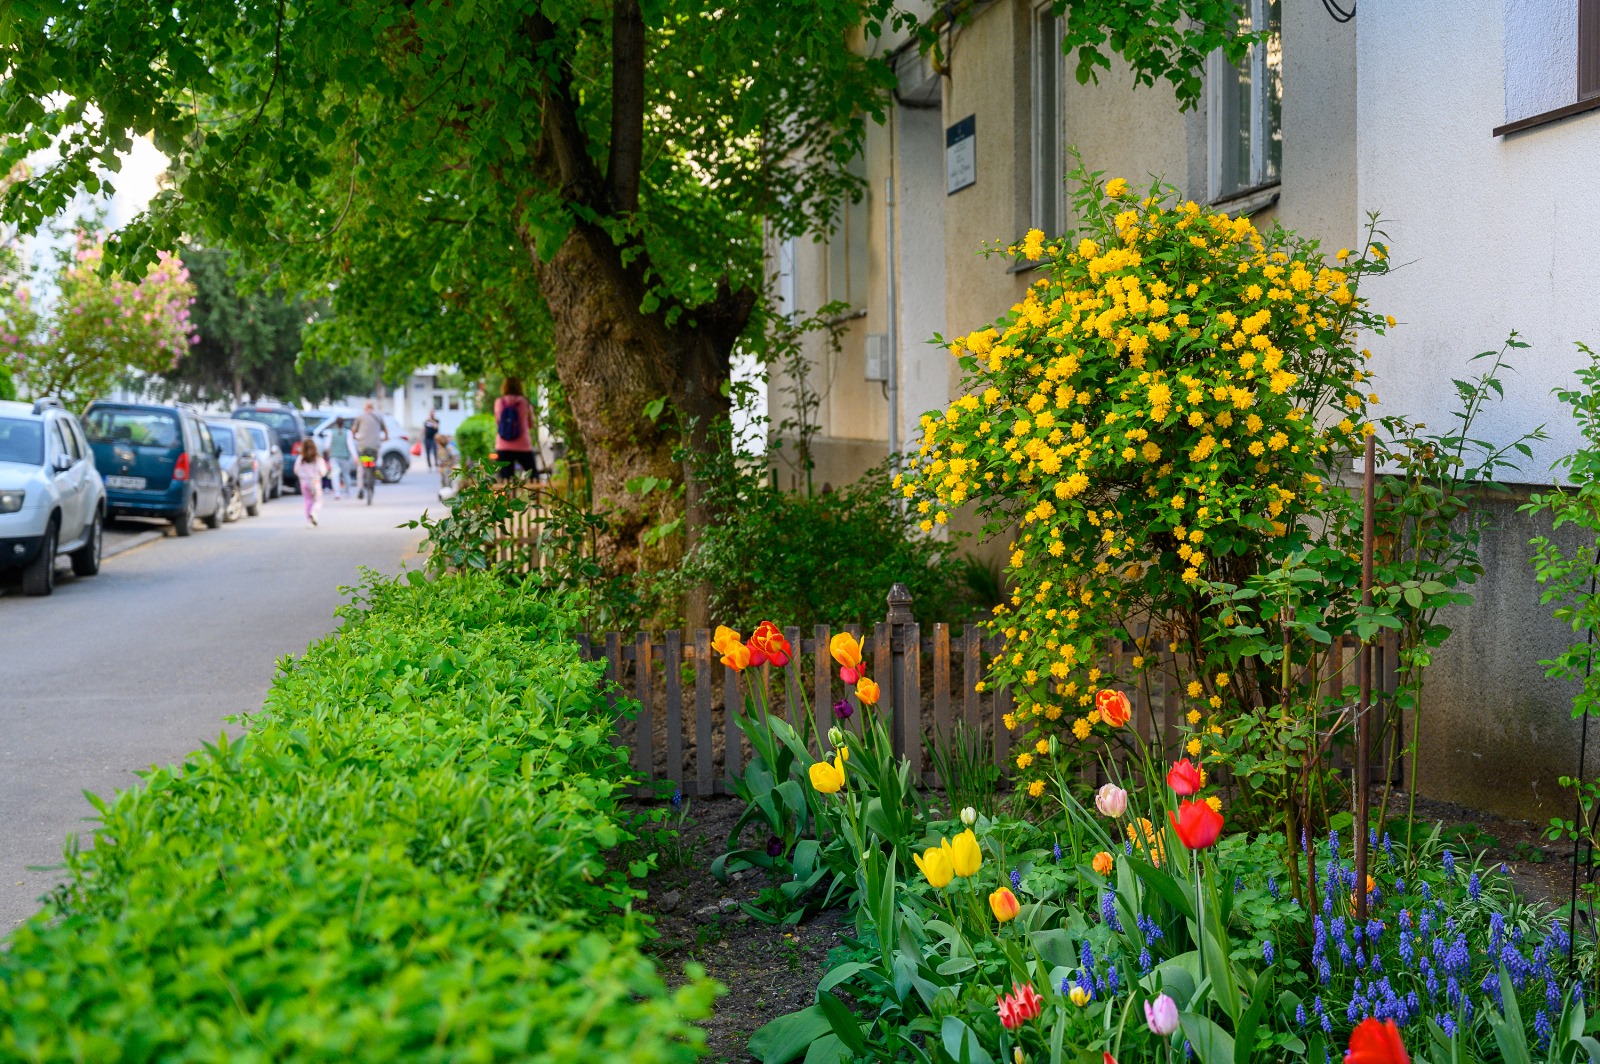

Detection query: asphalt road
xmin=0 ymin=462 xmax=445 ymax=934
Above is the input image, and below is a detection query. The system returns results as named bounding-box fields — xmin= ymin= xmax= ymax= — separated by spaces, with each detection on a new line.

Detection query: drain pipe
xmin=884 ymin=175 xmax=900 ymax=474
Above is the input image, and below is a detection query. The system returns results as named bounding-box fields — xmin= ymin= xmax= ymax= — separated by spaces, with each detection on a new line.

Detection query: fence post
xmin=886 ymin=583 xmax=918 ymax=774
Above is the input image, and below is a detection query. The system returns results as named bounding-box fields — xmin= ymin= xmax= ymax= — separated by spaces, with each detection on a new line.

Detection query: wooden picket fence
xmin=571 ymin=584 xmax=1405 ymax=799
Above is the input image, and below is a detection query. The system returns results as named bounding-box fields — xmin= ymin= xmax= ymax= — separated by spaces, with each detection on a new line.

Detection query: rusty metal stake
xmin=1355 ymin=434 xmax=1376 ymax=923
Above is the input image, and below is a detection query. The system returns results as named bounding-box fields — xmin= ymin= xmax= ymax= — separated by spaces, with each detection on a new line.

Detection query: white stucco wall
xmin=1359 ymin=0 xmax=1600 ymax=481
xmin=1504 ymin=0 xmax=1578 ymax=123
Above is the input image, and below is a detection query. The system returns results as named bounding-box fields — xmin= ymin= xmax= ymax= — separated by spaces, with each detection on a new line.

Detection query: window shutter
xmin=1582 ymin=0 xmax=1600 ymax=101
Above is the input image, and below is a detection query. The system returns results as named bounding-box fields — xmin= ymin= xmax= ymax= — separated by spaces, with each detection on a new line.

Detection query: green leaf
xmin=940 ymin=1016 xmax=995 ymax=1064
xmin=1178 ymin=1011 xmax=1236 ymax=1064
xmin=749 ymin=1006 xmax=833 ymax=1064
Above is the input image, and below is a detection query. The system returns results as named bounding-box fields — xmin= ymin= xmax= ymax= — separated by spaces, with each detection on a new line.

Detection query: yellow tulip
xmin=712 ymin=625 xmax=743 ymax=655
xmin=720 ymin=641 xmax=752 ymax=671
xmin=809 ymin=751 xmax=846 ymax=794
xmin=949 ymin=829 xmax=983 ymax=878
xmin=855 ymin=676 xmax=880 ymax=705
xmin=830 ymin=631 xmax=864 ymax=669
xmin=913 ymin=845 xmax=955 ymax=888
xmin=1068 ymin=985 xmax=1091 ymax=1007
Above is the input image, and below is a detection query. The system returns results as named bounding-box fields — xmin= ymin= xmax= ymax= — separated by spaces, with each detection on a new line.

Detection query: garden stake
xmin=1567 ymin=544 xmax=1599 ymax=969
xmin=1355 ymin=432 xmax=1375 ymax=924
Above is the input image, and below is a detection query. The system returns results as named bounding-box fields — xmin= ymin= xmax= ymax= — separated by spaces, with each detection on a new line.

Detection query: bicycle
xmin=359 ymin=450 xmax=377 ymax=505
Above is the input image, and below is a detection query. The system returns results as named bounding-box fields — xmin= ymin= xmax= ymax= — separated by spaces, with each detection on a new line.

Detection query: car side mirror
xmin=214 ymin=444 xmax=224 ymax=458
xmin=53 ymin=454 xmax=73 ymax=472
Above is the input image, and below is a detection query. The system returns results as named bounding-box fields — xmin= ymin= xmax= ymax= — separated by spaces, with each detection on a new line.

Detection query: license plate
xmin=105 ymin=476 xmax=146 ymax=490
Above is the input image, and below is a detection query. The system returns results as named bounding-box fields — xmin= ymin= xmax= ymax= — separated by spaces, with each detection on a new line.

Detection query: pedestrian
xmin=295 ymin=439 xmax=329 ymax=526
xmin=493 ymin=377 xmax=538 ymax=481
xmin=423 ymin=408 xmax=440 ymax=469
xmin=436 ymin=432 xmax=460 ymax=500
xmin=351 ymin=400 xmax=387 ymax=500
xmin=328 ymin=416 xmax=356 ymax=498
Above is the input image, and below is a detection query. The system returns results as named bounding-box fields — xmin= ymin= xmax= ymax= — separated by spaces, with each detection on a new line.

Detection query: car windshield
xmin=0 ymin=417 xmax=44 ymax=465
xmin=209 ymin=425 xmax=237 ymax=454
xmin=83 ymin=408 xmax=181 ymax=448
xmin=236 ymin=409 xmax=300 ymax=433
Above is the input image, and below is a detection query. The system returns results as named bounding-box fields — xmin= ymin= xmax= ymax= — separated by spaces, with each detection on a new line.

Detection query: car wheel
xmin=269 ymin=474 xmax=281 ymax=500
xmin=203 ymin=489 xmax=226 ymax=530
xmin=21 ymin=521 xmax=56 ymax=596
xmin=223 ymin=485 xmax=243 ymax=523
xmin=381 ymin=452 xmax=407 ymax=483
xmin=70 ymin=509 xmax=102 ymax=577
xmin=245 ymin=485 xmax=261 ymax=518
xmin=174 ymin=493 xmax=195 ymax=537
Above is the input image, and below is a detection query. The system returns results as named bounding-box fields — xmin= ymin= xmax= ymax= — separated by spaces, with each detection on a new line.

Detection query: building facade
xmin=771 ymin=0 xmax=1600 ymax=819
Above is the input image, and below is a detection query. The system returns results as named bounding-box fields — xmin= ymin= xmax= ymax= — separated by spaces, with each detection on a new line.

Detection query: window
xmin=52 ymin=420 xmax=74 ymax=465
xmin=826 ymin=154 xmax=869 ymax=309
xmin=1583 ymin=0 xmax=1600 ymax=101
xmin=1031 ymin=5 xmax=1064 ymax=236
xmin=1209 ymin=0 xmax=1281 ymax=201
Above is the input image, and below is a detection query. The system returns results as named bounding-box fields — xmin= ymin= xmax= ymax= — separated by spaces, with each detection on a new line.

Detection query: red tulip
xmin=996 ymin=982 xmax=1042 ymax=1029
xmin=1168 ymin=797 xmax=1224 ymax=850
xmin=1166 ymin=757 xmax=1203 ymax=795
xmin=1345 ymin=1018 xmax=1410 ymax=1064
xmin=748 ymin=621 xmax=793 ymax=668
xmin=1096 ymin=688 xmax=1132 ymax=728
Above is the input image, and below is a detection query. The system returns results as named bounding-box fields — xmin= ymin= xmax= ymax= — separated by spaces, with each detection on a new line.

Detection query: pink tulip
xmin=1095 ymin=783 xmax=1128 ymax=818
xmin=1144 ymin=993 xmax=1179 ymax=1036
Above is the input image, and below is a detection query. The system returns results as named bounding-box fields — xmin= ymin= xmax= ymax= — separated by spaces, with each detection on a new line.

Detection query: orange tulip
xmin=1091 ymin=851 xmax=1114 ymax=876
xmin=712 ymin=625 xmax=744 ymax=657
xmin=855 ymin=676 xmax=880 ymax=705
xmin=989 ymin=886 xmax=1021 ymax=923
xmin=1095 ymin=688 xmax=1132 ymax=728
xmin=720 ymin=640 xmax=752 ymax=671
xmin=830 ymin=631 xmax=864 ymax=682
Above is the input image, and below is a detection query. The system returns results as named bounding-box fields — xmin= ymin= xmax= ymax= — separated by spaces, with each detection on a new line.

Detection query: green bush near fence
xmin=455 ymin=412 xmax=495 ymax=466
xmin=0 ymin=570 xmax=716 ymax=1062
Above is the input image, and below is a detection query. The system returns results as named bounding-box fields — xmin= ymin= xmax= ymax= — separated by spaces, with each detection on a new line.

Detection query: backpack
xmin=497 ymin=399 xmax=522 ymax=442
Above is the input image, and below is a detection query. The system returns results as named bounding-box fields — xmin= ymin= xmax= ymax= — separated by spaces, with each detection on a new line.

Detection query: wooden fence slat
xmin=962 ymin=625 xmax=981 ymax=732
xmin=725 ymin=659 xmax=743 ymax=780
xmin=903 ymin=622 xmax=922 ymax=780
xmin=604 ymin=632 xmax=623 ymax=750
xmin=634 ymin=632 xmax=654 ymax=789
xmin=873 ymin=622 xmax=893 ymax=753
xmin=783 ymin=624 xmax=804 ymax=740
xmin=813 ymin=624 xmax=832 ymax=752
xmin=991 ymin=637 xmax=1012 ymax=770
xmin=932 ymin=623 xmax=951 ymax=753
xmin=664 ymin=631 xmax=684 ymax=792
xmin=695 ymin=629 xmax=714 ymax=796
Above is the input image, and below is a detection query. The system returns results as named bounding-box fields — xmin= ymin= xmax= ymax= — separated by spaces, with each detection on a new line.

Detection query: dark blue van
xmin=82 ymin=402 xmax=227 ymax=536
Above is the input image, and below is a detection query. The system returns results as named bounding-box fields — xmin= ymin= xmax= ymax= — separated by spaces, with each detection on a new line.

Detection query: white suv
xmin=0 ymin=398 xmax=107 ymax=596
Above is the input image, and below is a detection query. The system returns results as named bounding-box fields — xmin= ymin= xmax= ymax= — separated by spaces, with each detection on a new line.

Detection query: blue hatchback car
xmin=82 ymin=402 xmax=227 ymax=536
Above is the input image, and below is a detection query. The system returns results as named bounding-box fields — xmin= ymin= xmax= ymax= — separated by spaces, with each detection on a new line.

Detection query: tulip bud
xmin=1047 ymin=735 xmax=1059 ymax=757
xmin=827 ymin=726 xmax=845 ymax=747
xmin=1144 ymin=993 xmax=1180 ymax=1036
xmin=1095 ymin=783 xmax=1129 ymax=818
xmin=960 ymin=806 xmax=977 ymax=827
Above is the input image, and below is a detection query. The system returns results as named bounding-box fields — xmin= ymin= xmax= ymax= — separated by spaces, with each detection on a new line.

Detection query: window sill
xmin=823 ymin=308 xmax=868 ymax=327
xmin=1209 ymin=183 xmax=1281 ymax=218
xmin=1005 ymin=257 xmax=1047 ymax=276
xmin=1493 ymin=95 xmax=1600 ymax=138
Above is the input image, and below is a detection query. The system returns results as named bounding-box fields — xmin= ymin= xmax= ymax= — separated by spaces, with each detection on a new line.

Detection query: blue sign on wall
xmin=946 ymin=115 xmax=976 ymax=195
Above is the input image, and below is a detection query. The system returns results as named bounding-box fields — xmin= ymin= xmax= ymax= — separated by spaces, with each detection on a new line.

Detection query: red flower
xmin=1345 ymin=1018 xmax=1410 ymax=1064
xmin=1166 ymin=757 xmax=1203 ymax=795
xmin=1095 ymin=688 xmax=1132 ymax=728
xmin=1168 ymin=797 xmax=1224 ymax=850
xmin=996 ymin=982 xmax=1043 ymax=1029
xmin=747 ymin=621 xmax=793 ymax=668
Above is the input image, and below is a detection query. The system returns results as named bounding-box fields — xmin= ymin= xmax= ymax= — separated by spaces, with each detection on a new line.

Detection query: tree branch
xmin=607 ymin=0 xmax=645 ymax=215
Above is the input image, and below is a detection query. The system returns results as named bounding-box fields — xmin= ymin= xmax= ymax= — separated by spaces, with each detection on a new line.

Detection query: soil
xmin=633 ymin=796 xmax=852 ymax=1064
xmin=628 ymin=790 xmax=1592 ymax=1063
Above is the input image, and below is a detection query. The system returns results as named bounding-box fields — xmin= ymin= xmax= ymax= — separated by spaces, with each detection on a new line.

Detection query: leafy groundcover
xmin=0 ymin=570 xmax=715 ymax=1062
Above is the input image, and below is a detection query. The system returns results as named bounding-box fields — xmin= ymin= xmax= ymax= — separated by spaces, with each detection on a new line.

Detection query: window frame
xmin=1030 ymin=2 xmax=1065 ymax=237
xmin=1207 ymin=0 xmax=1282 ymax=203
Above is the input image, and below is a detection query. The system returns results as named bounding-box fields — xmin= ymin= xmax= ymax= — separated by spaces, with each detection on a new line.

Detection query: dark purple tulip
xmin=766 ymin=835 xmax=785 ymax=858
xmin=832 ymin=698 xmax=854 ymax=720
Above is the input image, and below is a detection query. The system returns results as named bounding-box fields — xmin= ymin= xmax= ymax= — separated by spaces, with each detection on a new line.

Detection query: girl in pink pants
xmin=294 ymin=440 xmax=330 ymax=526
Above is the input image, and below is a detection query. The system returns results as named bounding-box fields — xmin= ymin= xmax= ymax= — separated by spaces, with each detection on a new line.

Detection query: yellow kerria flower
xmin=1104 ymin=177 xmax=1129 ymax=199
xmin=1027 ymin=778 xmax=1046 ymax=798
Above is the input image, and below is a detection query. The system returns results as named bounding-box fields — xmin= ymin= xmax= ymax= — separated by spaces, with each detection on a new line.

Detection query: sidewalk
xmin=103 ymin=519 xmax=168 ymax=560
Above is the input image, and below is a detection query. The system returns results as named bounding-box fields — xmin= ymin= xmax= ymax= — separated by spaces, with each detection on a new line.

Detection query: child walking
xmin=295 ymin=439 xmax=330 ymax=527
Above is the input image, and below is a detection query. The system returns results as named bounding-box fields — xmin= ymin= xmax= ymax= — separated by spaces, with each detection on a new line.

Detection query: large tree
xmin=0 ymin=0 xmax=1251 ymax=609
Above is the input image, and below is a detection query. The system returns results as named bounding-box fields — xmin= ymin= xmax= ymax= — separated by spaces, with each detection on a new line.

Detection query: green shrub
xmin=455 ymin=412 xmax=495 ymax=466
xmin=0 ymin=570 xmax=716 ymax=1061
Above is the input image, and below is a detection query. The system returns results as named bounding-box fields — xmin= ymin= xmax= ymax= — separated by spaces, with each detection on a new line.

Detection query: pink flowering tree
xmin=3 ymin=234 xmax=196 ymax=408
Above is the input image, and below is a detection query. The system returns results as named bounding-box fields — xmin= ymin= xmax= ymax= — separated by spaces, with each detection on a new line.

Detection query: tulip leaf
xmin=936 ymin=956 xmax=978 ymax=976
xmin=940 ymin=1016 xmax=995 ymax=1064
xmin=815 ymin=991 xmax=866 ymax=1054
xmin=1124 ymin=854 xmax=1195 ymax=919
xmin=1232 ymin=964 xmax=1274 ymax=1064
xmin=749 ymin=1006 xmax=834 ymax=1064
xmin=1178 ymin=1011 xmax=1236 ymax=1064
xmin=1031 ymin=928 xmax=1079 ymax=970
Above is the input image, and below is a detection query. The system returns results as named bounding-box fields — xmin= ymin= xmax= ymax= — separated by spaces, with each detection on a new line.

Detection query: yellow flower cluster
xmin=905 ymin=171 xmax=1391 ymax=782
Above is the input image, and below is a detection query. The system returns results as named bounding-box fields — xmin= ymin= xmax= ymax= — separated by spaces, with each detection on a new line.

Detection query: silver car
xmin=240 ymin=422 xmax=284 ymax=499
xmin=306 ymin=409 xmax=411 ymax=484
xmin=0 ymin=398 xmax=107 ymax=596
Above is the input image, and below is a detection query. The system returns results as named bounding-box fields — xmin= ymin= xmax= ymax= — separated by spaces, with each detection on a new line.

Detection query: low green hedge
xmin=455 ymin=413 xmax=495 ymax=466
xmin=0 ymin=571 xmax=715 ymax=1061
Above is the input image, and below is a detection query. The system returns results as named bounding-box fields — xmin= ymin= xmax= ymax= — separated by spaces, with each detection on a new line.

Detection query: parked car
xmin=305 ymin=409 xmax=411 ymax=483
xmin=232 ymin=401 xmax=308 ymax=491
xmin=83 ymin=401 xmax=226 ymax=537
xmin=205 ymin=419 xmax=264 ymax=521
xmin=0 ymin=398 xmax=107 ymax=596
xmin=240 ymin=422 xmax=284 ymax=499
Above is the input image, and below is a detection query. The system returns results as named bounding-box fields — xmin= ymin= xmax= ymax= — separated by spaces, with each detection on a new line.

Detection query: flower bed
xmin=0 ymin=571 xmax=715 ymax=1061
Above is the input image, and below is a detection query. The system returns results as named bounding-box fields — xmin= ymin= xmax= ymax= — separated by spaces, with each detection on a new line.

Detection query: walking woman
xmin=423 ymin=408 xmax=440 ymax=469
xmin=493 ymin=377 xmax=539 ymax=480
xmin=328 ymin=417 xmax=355 ymax=498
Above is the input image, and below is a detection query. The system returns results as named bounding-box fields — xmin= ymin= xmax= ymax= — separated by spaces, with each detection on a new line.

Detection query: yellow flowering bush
xmin=902 ymin=167 xmax=1390 ymax=789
